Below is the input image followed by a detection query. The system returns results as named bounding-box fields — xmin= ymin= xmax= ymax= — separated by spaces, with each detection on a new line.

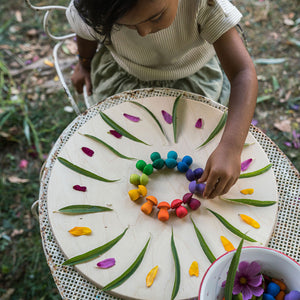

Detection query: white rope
xmin=53 ymin=42 xmax=81 ymax=115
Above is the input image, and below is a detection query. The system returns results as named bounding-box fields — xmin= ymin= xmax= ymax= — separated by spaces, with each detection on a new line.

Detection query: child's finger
xmin=203 ymin=173 xmax=220 ymax=198
xmin=85 ymin=78 xmax=93 ymax=96
xmin=198 ymin=168 xmax=208 ymax=183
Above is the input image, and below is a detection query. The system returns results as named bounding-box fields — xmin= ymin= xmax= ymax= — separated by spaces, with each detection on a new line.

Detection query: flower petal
xmin=123 ymin=113 xmax=140 ymax=122
xmin=241 ymin=285 xmax=253 ymax=300
xmin=97 ymin=258 xmax=116 ymax=269
xmin=246 ymin=261 xmax=261 ymax=275
xmin=69 ymin=226 xmax=92 ymax=236
xmin=109 ymin=130 xmax=122 ymax=138
xmin=248 ymin=274 xmax=262 ymax=287
xmin=241 ymin=159 xmax=253 ymax=171
xmin=73 ymin=185 xmax=87 ymax=192
xmin=81 ymin=147 xmax=94 ymax=157
xmin=250 ymin=285 xmax=264 ymax=296
xmin=238 ymin=261 xmax=250 ymax=273
xmin=161 ymin=110 xmax=173 ymax=124
xmin=195 ymin=118 xmax=203 ymax=128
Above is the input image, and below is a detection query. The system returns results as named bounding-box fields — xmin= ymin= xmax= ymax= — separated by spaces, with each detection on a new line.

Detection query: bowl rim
xmin=198 ymin=246 xmax=300 ymax=300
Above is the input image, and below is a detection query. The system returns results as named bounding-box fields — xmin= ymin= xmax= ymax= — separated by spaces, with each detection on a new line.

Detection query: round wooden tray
xmin=46 ymin=90 xmax=278 ymax=300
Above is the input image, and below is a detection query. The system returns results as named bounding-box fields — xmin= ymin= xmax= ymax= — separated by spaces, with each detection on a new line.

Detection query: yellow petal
xmin=220 ymin=236 xmax=235 ymax=252
xmin=68 ymin=226 xmax=92 ymax=236
xmin=44 ymin=59 xmax=54 ymax=67
xmin=128 ymin=189 xmax=140 ymax=201
xmin=137 ymin=185 xmax=147 ymax=197
xmin=240 ymin=188 xmax=254 ymax=195
xmin=189 ymin=261 xmax=199 ymax=277
xmin=240 ymin=214 xmax=260 ymax=228
xmin=146 ymin=266 xmax=159 ymax=287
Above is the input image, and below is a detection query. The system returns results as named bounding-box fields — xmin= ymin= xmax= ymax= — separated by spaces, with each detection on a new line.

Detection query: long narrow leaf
xmin=130 ymin=101 xmax=167 ymax=139
xmin=219 ymin=197 xmax=276 ymax=207
xmin=196 ymin=111 xmax=227 ymax=148
xmin=207 ymin=209 xmax=257 ymax=242
xmin=58 ymin=157 xmax=119 ymax=182
xmin=171 ymin=229 xmax=180 ymax=300
xmin=224 ymin=239 xmax=244 ymax=300
xmin=191 ymin=217 xmax=216 ymax=263
xmin=102 ymin=237 xmax=151 ymax=291
xmin=172 ymin=95 xmax=182 ymax=143
xmin=100 ymin=111 xmax=150 ymax=146
xmin=56 ymin=205 xmax=112 ymax=214
xmin=82 ymin=133 xmax=136 ymax=160
xmin=254 ymin=58 xmax=286 ymax=65
xmin=63 ymin=228 xmax=128 ymax=265
xmin=239 ymin=164 xmax=272 ymax=178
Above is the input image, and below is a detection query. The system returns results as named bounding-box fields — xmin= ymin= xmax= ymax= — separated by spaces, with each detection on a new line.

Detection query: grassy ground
xmin=0 ymin=0 xmax=299 ymax=299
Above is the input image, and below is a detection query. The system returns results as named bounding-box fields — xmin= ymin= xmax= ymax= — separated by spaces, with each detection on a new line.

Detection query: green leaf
xmin=196 ymin=111 xmax=227 ymax=148
xmin=191 ymin=217 xmax=216 ymax=263
xmin=100 ymin=111 xmax=150 ymax=146
xmin=256 ymin=95 xmax=274 ymax=103
xmin=171 ymin=229 xmax=180 ymax=300
xmin=272 ymin=76 xmax=280 ymax=91
xmin=239 ymin=164 xmax=272 ymax=178
xmin=102 ymin=237 xmax=151 ymax=291
xmin=63 ymin=228 xmax=128 ymax=265
xmin=254 ymin=58 xmax=286 ymax=64
xmin=82 ymin=133 xmax=136 ymax=160
xmin=224 ymin=239 xmax=244 ymax=300
xmin=56 ymin=205 xmax=113 ymax=214
xmin=58 ymin=157 xmax=119 ymax=182
xmin=172 ymin=95 xmax=182 ymax=143
xmin=219 ymin=197 xmax=276 ymax=207
xmin=130 ymin=101 xmax=167 ymax=139
xmin=207 ymin=209 xmax=257 ymax=242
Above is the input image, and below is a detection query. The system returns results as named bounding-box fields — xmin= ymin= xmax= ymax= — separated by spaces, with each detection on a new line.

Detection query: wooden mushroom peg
xmin=141 ymin=196 xmax=158 ymax=215
xmin=171 ymin=199 xmax=188 ymax=218
xmin=157 ymin=202 xmax=171 ymax=221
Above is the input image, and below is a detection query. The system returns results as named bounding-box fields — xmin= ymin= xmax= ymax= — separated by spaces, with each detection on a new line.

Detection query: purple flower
xmin=231 ymin=261 xmax=264 ymax=300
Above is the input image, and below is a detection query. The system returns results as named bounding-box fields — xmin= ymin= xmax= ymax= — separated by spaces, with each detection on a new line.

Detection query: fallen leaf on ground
xmin=8 ymin=176 xmax=29 ymax=183
xmin=274 ymin=119 xmax=292 ymax=132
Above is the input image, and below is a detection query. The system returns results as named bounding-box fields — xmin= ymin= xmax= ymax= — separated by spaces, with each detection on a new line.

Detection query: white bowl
xmin=198 ymin=246 xmax=300 ymax=300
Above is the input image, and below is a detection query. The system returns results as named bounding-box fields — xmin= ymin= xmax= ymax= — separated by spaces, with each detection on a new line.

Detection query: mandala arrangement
xmin=48 ymin=96 xmax=278 ymax=300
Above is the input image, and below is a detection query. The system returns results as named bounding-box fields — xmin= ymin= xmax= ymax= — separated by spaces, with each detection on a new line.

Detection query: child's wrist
xmin=77 ymin=54 xmax=93 ymax=70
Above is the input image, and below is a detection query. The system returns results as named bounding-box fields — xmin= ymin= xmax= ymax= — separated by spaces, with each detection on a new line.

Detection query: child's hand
xmin=71 ymin=63 xmax=93 ymax=96
xmin=197 ymin=144 xmax=241 ymax=199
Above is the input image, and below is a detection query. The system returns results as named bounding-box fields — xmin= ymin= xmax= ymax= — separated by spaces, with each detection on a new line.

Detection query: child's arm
xmin=71 ymin=35 xmax=98 ymax=96
xmin=199 ymin=27 xmax=258 ymax=199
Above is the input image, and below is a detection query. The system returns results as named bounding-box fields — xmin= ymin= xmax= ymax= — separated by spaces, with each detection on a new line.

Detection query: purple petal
xmin=246 ymin=261 xmax=261 ymax=275
xmin=248 ymin=274 xmax=262 ymax=287
xmin=161 ymin=110 xmax=173 ymax=124
xmin=251 ymin=119 xmax=258 ymax=126
xmin=123 ymin=113 xmax=140 ymax=122
xmin=293 ymin=141 xmax=300 ymax=149
xmin=241 ymin=285 xmax=253 ymax=300
xmin=109 ymin=130 xmax=122 ymax=138
xmin=250 ymin=285 xmax=264 ymax=296
xmin=195 ymin=118 xmax=203 ymax=128
xmin=292 ymin=130 xmax=298 ymax=139
xmin=73 ymin=185 xmax=87 ymax=192
xmin=284 ymin=141 xmax=292 ymax=147
xmin=81 ymin=147 xmax=94 ymax=157
xmin=241 ymin=159 xmax=253 ymax=171
xmin=238 ymin=261 xmax=250 ymax=273
xmin=97 ymin=258 xmax=115 ymax=269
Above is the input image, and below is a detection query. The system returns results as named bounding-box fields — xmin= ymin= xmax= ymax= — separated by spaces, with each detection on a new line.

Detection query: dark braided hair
xmin=74 ymin=0 xmax=138 ymax=42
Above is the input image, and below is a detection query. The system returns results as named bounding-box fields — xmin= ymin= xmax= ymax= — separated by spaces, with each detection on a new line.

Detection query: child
xmin=66 ymin=0 xmax=258 ymax=199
